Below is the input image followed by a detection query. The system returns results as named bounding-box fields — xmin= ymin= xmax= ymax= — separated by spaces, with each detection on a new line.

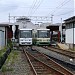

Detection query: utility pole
xmin=12 ymin=17 xmax=16 ymax=49
xmin=61 ymin=18 xmax=62 ymax=43
xmin=51 ymin=15 xmax=53 ymax=24
xmin=73 ymin=22 xmax=74 ymax=51
xmin=8 ymin=13 xmax=10 ymax=23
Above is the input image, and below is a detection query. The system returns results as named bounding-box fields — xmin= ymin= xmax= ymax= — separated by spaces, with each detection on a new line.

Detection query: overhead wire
xmin=31 ymin=0 xmax=44 ymax=16
xmin=29 ymin=0 xmax=42 ymax=16
xmin=54 ymin=10 xmax=74 ymax=16
xmin=28 ymin=0 xmax=37 ymax=16
xmin=29 ymin=0 xmax=41 ymax=16
xmin=52 ymin=0 xmax=71 ymax=13
xmin=47 ymin=0 xmax=72 ymax=16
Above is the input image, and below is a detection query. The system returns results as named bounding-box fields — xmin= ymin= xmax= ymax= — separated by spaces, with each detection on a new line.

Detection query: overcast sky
xmin=0 ymin=0 xmax=74 ymax=24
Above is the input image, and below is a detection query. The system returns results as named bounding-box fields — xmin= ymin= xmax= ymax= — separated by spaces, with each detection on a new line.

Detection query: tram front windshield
xmin=20 ymin=30 xmax=32 ymax=38
xmin=38 ymin=30 xmax=49 ymax=38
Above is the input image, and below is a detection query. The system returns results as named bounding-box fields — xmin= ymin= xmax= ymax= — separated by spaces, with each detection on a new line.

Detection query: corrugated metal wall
xmin=0 ymin=30 xmax=5 ymax=50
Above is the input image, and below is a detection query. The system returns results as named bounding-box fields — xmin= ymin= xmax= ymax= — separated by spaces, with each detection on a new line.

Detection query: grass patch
xmin=1 ymin=66 xmax=13 ymax=72
xmin=6 ymin=50 xmax=19 ymax=64
xmin=1 ymin=50 xmax=19 ymax=73
xmin=0 ymin=47 xmax=7 ymax=57
xmin=7 ymin=40 xmax=13 ymax=48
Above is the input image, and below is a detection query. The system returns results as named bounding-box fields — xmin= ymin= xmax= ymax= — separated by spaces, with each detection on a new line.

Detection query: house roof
xmin=0 ymin=22 xmax=18 ymax=27
xmin=64 ymin=16 xmax=75 ymax=21
xmin=64 ymin=16 xmax=75 ymax=23
xmin=0 ymin=24 xmax=9 ymax=27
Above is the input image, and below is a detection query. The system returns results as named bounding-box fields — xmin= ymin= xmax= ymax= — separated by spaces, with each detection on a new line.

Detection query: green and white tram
xmin=36 ymin=29 xmax=50 ymax=46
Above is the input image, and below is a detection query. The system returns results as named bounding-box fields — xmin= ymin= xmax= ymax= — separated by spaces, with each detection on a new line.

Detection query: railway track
xmin=23 ymin=47 xmax=74 ymax=75
xmin=41 ymin=46 xmax=75 ymax=73
xmin=43 ymin=46 xmax=75 ymax=58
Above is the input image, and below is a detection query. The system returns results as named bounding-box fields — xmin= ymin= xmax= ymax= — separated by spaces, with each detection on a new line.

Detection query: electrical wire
xmin=54 ymin=10 xmax=74 ymax=16
xmin=47 ymin=0 xmax=72 ymax=16
xmin=29 ymin=0 xmax=41 ymax=16
xmin=28 ymin=0 xmax=37 ymax=16
xmin=31 ymin=0 xmax=44 ymax=16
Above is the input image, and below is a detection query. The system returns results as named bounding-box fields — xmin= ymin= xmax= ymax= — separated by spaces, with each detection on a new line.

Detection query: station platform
xmin=34 ymin=46 xmax=75 ymax=66
xmin=57 ymin=43 xmax=69 ymax=50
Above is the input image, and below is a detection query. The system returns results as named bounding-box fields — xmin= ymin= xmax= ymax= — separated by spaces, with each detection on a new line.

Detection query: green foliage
xmin=1 ymin=66 xmax=13 ymax=72
xmin=6 ymin=50 xmax=18 ymax=64
xmin=7 ymin=39 xmax=13 ymax=48
xmin=1 ymin=50 xmax=19 ymax=73
xmin=0 ymin=47 xmax=7 ymax=57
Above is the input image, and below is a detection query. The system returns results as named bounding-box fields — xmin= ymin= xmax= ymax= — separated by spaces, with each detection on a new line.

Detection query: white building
xmin=0 ymin=24 xmax=8 ymax=50
xmin=64 ymin=16 xmax=75 ymax=50
xmin=0 ymin=23 xmax=13 ymax=50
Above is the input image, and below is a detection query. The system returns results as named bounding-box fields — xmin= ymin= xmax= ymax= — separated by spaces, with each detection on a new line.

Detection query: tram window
xmin=20 ymin=30 xmax=32 ymax=38
xmin=38 ymin=30 xmax=49 ymax=38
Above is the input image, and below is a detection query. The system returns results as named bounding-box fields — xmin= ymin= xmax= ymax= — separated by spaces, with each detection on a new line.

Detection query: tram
xmin=19 ymin=29 xmax=32 ymax=46
xmin=36 ymin=29 xmax=50 ymax=46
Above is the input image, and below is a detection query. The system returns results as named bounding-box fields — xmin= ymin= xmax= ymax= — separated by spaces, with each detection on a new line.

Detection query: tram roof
xmin=19 ymin=29 xmax=33 ymax=30
xmin=37 ymin=29 xmax=50 ymax=30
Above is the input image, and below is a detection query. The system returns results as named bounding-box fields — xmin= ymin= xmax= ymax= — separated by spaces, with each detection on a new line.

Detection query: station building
xmin=0 ymin=23 xmax=13 ymax=50
xmin=64 ymin=16 xmax=75 ymax=50
xmin=46 ymin=23 xmax=65 ymax=42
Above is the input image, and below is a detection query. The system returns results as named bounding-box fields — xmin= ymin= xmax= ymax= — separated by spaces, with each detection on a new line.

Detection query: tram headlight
xmin=29 ymin=39 xmax=31 ymax=41
xmin=21 ymin=39 xmax=23 ymax=41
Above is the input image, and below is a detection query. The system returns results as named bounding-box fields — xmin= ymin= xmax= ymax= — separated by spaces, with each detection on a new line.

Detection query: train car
xmin=19 ymin=29 xmax=32 ymax=46
xmin=36 ymin=29 xmax=50 ymax=46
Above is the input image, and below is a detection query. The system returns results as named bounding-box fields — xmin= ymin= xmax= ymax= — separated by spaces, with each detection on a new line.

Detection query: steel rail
xmin=23 ymin=50 xmax=37 ymax=75
xmin=43 ymin=46 xmax=75 ymax=58
xmin=35 ymin=47 xmax=74 ymax=75
xmin=26 ymin=48 xmax=74 ymax=75
xmin=24 ymin=50 xmax=64 ymax=75
xmin=25 ymin=50 xmax=66 ymax=75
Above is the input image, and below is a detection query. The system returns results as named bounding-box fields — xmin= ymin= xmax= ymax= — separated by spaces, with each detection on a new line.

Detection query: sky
xmin=0 ymin=0 xmax=74 ymax=24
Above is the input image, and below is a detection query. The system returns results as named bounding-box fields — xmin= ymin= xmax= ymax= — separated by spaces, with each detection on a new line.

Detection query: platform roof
xmin=0 ymin=24 xmax=9 ymax=27
xmin=46 ymin=23 xmax=65 ymax=31
xmin=46 ymin=26 xmax=59 ymax=31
